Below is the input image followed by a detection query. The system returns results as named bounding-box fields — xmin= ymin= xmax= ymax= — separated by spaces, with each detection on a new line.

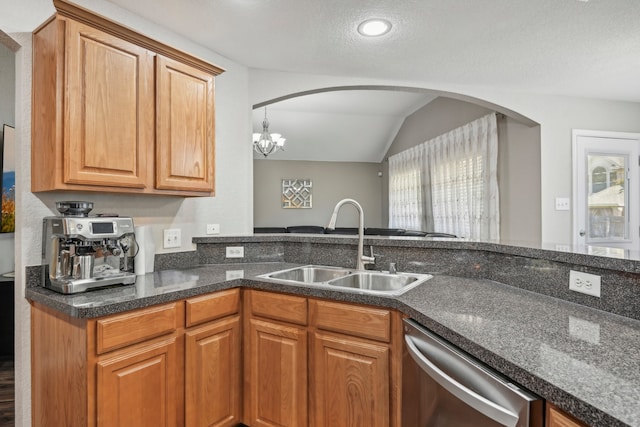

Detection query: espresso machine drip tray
xmin=47 ymin=271 xmax=137 ymax=294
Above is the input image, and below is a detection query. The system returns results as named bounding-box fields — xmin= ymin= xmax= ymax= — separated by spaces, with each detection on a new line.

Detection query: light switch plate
xmin=163 ymin=228 xmax=181 ymax=249
xmin=555 ymin=197 xmax=570 ymax=211
xmin=206 ymin=224 xmax=220 ymax=235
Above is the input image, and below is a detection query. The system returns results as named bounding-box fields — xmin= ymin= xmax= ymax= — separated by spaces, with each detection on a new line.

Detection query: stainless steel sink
xmin=326 ymin=271 xmax=424 ymax=293
xmin=259 ymin=265 xmax=432 ymax=296
xmin=265 ymin=265 xmax=353 ymax=283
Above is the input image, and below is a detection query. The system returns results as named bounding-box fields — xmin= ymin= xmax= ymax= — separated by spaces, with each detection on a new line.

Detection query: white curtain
xmin=388 ymin=144 xmax=430 ymax=231
xmin=388 ymin=113 xmax=499 ymax=240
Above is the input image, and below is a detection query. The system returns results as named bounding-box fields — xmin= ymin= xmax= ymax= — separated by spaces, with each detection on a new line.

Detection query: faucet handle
xmin=359 ymin=245 xmax=375 ymax=268
xmin=389 ymin=262 xmax=397 ymax=274
xmin=361 ymin=255 xmax=375 ymax=269
xmin=369 ymin=245 xmax=380 ymax=258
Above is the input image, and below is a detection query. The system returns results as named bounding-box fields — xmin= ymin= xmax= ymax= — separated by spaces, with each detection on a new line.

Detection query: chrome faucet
xmin=326 ymin=198 xmax=375 ymax=270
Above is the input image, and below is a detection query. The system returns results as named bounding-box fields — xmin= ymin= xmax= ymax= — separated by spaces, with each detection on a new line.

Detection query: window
xmin=591 ymin=166 xmax=607 ymax=193
xmin=388 ymin=114 xmax=499 ymax=240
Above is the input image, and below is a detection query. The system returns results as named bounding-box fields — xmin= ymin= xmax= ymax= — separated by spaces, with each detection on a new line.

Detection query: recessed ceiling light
xmin=357 ymin=19 xmax=392 ymax=37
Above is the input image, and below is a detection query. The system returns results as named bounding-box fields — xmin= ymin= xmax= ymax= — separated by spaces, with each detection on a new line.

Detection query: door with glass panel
xmin=573 ymin=130 xmax=640 ymax=250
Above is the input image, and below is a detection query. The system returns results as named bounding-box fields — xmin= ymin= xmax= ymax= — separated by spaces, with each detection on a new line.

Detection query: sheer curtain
xmin=388 ymin=113 xmax=499 ymax=240
xmin=388 ymin=144 xmax=430 ymax=231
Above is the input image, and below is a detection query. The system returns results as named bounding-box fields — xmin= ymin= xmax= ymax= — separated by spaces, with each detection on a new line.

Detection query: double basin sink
xmin=258 ymin=265 xmax=432 ymax=296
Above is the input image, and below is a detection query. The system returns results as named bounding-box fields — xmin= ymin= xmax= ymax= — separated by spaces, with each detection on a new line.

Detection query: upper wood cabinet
xmin=64 ymin=19 xmax=154 ymax=189
xmin=156 ymin=55 xmax=215 ymax=192
xmin=31 ymin=0 xmax=223 ymax=196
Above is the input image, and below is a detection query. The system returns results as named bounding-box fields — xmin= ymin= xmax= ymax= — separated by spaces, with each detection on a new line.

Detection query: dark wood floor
xmin=0 ymin=358 xmax=14 ymax=426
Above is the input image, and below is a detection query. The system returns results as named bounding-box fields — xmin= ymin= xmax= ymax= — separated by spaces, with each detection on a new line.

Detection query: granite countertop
xmin=26 ymin=262 xmax=640 ymax=427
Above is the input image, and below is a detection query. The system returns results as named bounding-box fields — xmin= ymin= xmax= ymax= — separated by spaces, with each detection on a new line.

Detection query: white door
xmin=573 ymin=130 xmax=640 ymax=250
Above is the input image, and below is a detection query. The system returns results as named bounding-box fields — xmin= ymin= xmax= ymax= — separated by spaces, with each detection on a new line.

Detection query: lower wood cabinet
xmin=97 ymin=337 xmax=180 ymax=427
xmin=245 ymin=317 xmax=308 ymax=426
xmin=311 ymin=332 xmax=389 ymax=427
xmin=546 ymin=403 xmax=590 ymax=427
xmin=185 ymin=315 xmax=242 ymax=427
xmin=31 ymin=288 xmax=241 ymax=427
xmin=243 ymin=289 xmax=403 ymax=427
xmin=243 ymin=290 xmax=308 ymax=426
xmin=40 ymin=287 xmax=602 ymax=427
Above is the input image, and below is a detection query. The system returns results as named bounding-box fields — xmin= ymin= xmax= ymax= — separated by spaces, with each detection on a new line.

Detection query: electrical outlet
xmin=569 ymin=270 xmax=601 ymax=297
xmin=226 ymin=246 xmax=244 ymax=258
xmin=163 ymin=228 xmax=181 ymax=249
xmin=206 ymin=224 xmax=220 ymax=235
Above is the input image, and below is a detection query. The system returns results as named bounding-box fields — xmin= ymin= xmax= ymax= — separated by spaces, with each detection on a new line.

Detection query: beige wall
xmin=497 ymin=118 xmax=541 ymax=243
xmin=381 ymin=97 xmax=542 ymax=243
xmin=254 ymin=160 xmax=383 ymax=228
xmin=385 ymin=97 xmax=494 ymax=158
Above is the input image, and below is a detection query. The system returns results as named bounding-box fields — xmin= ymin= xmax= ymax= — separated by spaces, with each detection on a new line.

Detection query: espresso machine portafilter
xmin=42 ymin=201 xmax=137 ymax=294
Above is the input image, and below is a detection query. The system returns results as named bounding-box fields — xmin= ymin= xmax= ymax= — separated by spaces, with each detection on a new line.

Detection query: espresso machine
xmin=42 ymin=201 xmax=137 ymax=294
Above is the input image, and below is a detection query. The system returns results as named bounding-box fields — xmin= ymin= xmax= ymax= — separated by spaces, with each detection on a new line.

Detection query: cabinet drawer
xmin=96 ymin=303 xmax=178 ymax=354
xmin=248 ymin=290 xmax=307 ymax=325
xmin=310 ymin=300 xmax=391 ymax=342
xmin=186 ymin=288 xmax=240 ymax=327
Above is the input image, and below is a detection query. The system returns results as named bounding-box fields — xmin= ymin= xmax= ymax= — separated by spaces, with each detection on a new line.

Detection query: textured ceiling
xmin=3 ymin=1 xmax=639 ymax=101
xmin=102 ymin=0 xmax=640 ymax=102
xmin=2 ymin=0 xmax=639 ymax=162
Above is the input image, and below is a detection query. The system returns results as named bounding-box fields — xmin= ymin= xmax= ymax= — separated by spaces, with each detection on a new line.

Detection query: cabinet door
xmin=185 ymin=316 xmax=242 ymax=427
xmin=546 ymin=403 xmax=588 ymax=427
xmin=245 ymin=318 xmax=307 ymax=427
xmin=311 ymin=332 xmax=390 ymax=427
xmin=156 ymin=55 xmax=215 ymax=192
xmin=65 ymin=19 xmax=154 ymax=188
xmin=97 ymin=337 xmax=179 ymax=427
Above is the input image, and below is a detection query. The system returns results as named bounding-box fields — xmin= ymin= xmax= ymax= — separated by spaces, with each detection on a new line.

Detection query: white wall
xmin=9 ymin=1 xmax=252 ymax=424
xmin=248 ymin=69 xmax=640 ymax=245
xmin=0 ymin=40 xmax=15 ymax=274
xmin=254 ymin=160 xmax=383 ymax=228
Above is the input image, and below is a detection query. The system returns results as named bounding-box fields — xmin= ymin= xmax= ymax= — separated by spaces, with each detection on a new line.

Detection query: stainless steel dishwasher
xmin=403 ymin=319 xmax=543 ymax=427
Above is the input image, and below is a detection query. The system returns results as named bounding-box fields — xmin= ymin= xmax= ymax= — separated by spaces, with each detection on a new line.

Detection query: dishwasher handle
xmin=404 ymin=333 xmax=520 ymax=427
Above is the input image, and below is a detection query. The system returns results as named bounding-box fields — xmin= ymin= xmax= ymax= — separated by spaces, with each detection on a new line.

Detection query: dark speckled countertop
xmin=26 ymin=262 xmax=640 ymax=427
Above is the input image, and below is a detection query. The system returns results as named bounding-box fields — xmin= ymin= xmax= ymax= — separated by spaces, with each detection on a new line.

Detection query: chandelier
xmin=252 ymin=106 xmax=286 ymax=157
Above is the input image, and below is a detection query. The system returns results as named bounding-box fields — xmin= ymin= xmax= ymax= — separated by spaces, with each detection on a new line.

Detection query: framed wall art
xmin=1 ymin=124 xmax=15 ymax=233
xmin=282 ymin=178 xmax=312 ymax=209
